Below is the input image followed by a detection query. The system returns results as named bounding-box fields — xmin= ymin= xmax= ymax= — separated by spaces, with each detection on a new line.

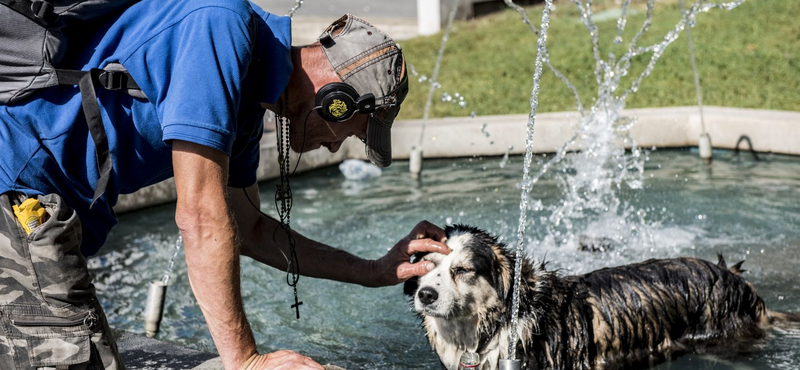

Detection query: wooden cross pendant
xmin=291 ymin=296 xmax=303 ymax=319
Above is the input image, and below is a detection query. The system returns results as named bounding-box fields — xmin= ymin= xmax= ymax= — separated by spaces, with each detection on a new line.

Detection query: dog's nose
xmin=418 ymin=287 xmax=438 ymax=305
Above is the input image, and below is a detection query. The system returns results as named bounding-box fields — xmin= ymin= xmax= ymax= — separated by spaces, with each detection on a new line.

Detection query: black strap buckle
xmin=98 ymin=70 xmax=125 ymax=90
xmin=30 ymin=0 xmax=54 ymax=22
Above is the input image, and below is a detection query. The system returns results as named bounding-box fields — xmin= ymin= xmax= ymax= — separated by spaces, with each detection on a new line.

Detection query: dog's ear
xmin=490 ymin=244 xmax=513 ymax=299
xmin=403 ymin=251 xmax=430 ymax=296
xmin=403 ymin=276 xmax=419 ymax=296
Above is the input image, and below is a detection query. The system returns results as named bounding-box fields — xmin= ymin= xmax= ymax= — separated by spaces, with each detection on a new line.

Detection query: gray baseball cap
xmin=318 ymin=14 xmax=409 ymax=168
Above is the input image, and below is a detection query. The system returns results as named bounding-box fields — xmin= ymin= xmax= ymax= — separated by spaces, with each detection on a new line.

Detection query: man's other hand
xmin=240 ymin=350 xmax=324 ymax=370
xmin=370 ymin=221 xmax=451 ymax=287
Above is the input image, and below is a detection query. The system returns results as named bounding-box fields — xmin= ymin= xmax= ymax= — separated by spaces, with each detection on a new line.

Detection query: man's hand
xmin=370 ymin=221 xmax=451 ymax=287
xmin=240 ymin=350 xmax=324 ymax=370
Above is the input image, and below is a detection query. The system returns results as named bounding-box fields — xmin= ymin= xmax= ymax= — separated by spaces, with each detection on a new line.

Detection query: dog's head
xmin=404 ymin=225 xmax=514 ymax=320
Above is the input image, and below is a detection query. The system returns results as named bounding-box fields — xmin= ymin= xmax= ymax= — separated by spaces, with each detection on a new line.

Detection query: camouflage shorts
xmin=0 ymin=192 xmax=124 ymax=370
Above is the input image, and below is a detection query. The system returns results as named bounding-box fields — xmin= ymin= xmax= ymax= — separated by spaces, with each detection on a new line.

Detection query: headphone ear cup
xmin=315 ymin=83 xmax=359 ymax=122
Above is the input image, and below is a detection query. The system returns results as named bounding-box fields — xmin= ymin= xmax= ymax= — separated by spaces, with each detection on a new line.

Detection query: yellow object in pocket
xmin=12 ymin=198 xmax=47 ymax=235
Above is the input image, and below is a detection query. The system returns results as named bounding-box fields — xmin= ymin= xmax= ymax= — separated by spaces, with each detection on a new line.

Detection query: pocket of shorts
xmin=7 ymin=311 xmax=96 ymax=367
xmin=24 ymin=194 xmax=93 ymax=307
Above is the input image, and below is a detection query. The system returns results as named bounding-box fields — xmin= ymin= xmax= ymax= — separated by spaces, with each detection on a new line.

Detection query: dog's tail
xmin=716 ymin=254 xmax=746 ymax=275
xmin=769 ymin=310 xmax=800 ymax=324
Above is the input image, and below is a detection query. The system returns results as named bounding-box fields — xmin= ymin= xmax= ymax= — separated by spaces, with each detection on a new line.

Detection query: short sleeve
xmin=153 ymin=7 xmax=255 ymax=156
xmin=227 ymin=113 xmax=263 ymax=188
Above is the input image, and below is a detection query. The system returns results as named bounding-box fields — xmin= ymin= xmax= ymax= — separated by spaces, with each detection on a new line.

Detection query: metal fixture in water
xmin=144 ymin=280 xmax=167 ymax=337
xmin=734 ymin=135 xmax=760 ymax=161
xmin=409 ymin=147 xmax=423 ymax=179
xmin=144 ymin=235 xmax=182 ymax=337
xmin=498 ymin=359 xmax=521 ymax=370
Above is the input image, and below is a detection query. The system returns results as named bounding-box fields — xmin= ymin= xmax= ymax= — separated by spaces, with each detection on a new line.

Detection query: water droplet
xmin=470 ymin=111 xmax=477 ymax=118
xmin=446 ymin=217 xmax=453 ymax=224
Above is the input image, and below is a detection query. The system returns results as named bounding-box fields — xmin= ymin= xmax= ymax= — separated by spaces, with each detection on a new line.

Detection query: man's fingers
xmin=397 ymin=261 xmax=436 ymax=281
xmin=304 ymin=358 xmax=325 ymax=370
xmin=413 ymin=220 xmax=447 ymax=242
xmin=406 ymin=239 xmax=450 ymax=255
xmin=258 ymin=351 xmax=324 ymax=370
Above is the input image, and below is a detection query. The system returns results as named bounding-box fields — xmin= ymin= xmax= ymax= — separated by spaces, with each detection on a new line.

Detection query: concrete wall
xmin=114 ymin=106 xmax=800 ymax=214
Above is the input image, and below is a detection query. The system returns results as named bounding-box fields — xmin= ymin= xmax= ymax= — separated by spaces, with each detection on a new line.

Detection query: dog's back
xmin=515 ymin=256 xmax=775 ymax=370
xmin=574 ymin=257 xmax=769 ymax=368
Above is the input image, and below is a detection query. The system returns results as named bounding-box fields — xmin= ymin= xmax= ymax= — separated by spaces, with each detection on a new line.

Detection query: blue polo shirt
xmin=0 ymin=0 xmax=292 ymax=255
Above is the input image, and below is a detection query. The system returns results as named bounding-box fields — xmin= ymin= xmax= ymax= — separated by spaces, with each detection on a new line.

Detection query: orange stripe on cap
xmin=337 ymin=45 xmax=397 ymax=78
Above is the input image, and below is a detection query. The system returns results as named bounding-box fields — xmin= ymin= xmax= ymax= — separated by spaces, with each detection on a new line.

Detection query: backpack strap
xmin=55 ymin=65 xmax=144 ymax=208
xmin=77 ymin=69 xmax=113 ymax=208
xmin=0 ymin=0 xmax=57 ymax=27
xmin=56 ymin=68 xmax=140 ymax=91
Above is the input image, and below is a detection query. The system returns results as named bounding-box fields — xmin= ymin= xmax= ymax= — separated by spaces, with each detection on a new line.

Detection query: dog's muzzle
xmin=418 ymin=287 xmax=439 ymax=305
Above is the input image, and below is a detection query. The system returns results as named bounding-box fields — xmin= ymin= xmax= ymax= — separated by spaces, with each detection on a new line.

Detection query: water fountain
xmin=500 ymin=0 xmax=748 ymax=363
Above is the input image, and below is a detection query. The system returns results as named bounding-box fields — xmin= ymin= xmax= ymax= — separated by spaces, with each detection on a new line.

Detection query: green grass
xmin=396 ymin=0 xmax=800 ymax=119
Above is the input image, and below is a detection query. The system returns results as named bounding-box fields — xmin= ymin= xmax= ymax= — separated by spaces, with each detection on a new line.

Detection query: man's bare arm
xmin=230 ymin=184 xmax=450 ymax=287
xmin=173 ymin=141 xmax=255 ymax=369
xmin=172 ymin=141 xmax=322 ymax=370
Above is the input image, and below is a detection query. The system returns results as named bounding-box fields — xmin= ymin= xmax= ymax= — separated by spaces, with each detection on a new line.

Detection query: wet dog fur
xmin=404 ymin=225 xmax=800 ymax=370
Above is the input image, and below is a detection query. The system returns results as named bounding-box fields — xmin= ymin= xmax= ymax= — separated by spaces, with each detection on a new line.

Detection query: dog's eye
xmin=452 ymin=267 xmax=474 ymax=276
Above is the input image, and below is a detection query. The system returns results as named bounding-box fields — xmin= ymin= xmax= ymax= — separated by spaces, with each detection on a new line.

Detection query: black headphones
xmin=315 ymin=82 xmax=393 ymax=122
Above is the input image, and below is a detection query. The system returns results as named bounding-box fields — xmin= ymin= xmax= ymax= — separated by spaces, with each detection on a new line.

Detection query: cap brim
xmin=365 ymin=106 xmax=397 ymax=168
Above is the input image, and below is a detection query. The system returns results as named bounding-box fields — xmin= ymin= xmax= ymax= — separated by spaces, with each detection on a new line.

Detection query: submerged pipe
xmin=144 ymin=280 xmax=167 ymax=337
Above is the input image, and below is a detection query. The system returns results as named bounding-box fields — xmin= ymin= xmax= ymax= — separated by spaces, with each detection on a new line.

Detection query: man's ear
xmin=402 ymin=251 xmax=430 ymax=296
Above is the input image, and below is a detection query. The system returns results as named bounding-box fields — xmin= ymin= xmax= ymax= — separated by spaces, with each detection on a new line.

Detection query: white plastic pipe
xmin=144 ymin=280 xmax=167 ymax=337
xmin=409 ymin=147 xmax=423 ymax=179
xmin=699 ymin=133 xmax=713 ymax=163
xmin=417 ymin=0 xmax=442 ymax=36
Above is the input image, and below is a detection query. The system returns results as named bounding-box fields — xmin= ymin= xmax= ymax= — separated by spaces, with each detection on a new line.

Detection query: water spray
xmin=504 ymin=0 xmax=554 ymax=367
xmin=286 ymin=0 xmax=304 ymax=18
xmin=414 ymin=0 xmax=462 ymax=179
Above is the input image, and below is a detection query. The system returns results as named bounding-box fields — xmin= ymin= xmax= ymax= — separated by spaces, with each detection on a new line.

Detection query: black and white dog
xmin=404 ymin=225 xmax=800 ymax=370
